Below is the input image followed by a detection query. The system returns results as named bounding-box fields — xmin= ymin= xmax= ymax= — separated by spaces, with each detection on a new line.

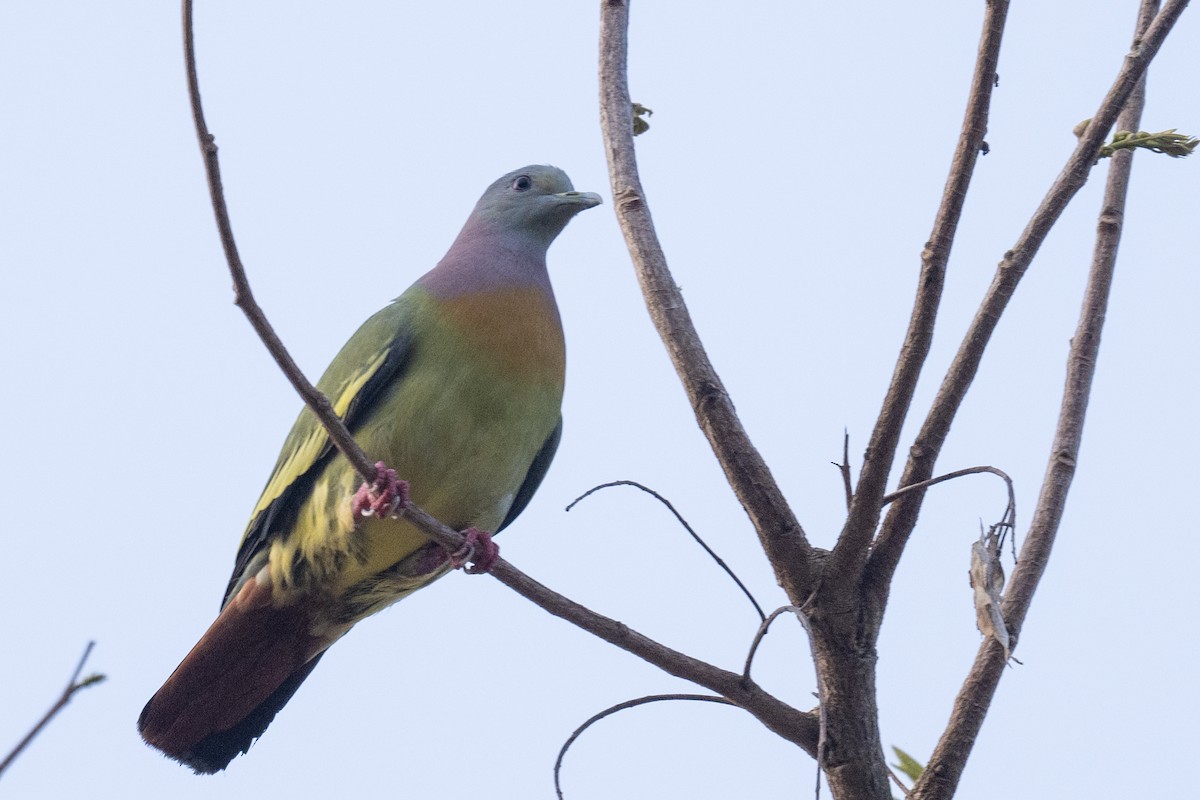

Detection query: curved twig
xmin=742 ymin=605 xmax=803 ymax=683
xmin=567 ymin=480 xmax=766 ymax=621
xmin=882 ymin=466 xmax=1014 ymax=518
xmin=598 ymin=0 xmax=813 ymax=604
xmin=553 ymin=694 xmax=734 ymax=799
xmin=180 ymin=0 xmax=819 ymax=757
xmin=739 ymin=605 xmax=828 ymax=798
xmin=883 ymin=466 xmax=1017 ymax=554
xmin=909 ymin=4 xmax=1167 ymax=798
xmin=0 ymin=642 xmax=105 ymax=778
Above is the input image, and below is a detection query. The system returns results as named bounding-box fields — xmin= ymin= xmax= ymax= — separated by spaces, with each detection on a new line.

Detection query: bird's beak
xmin=555 ymin=191 xmax=603 ymax=209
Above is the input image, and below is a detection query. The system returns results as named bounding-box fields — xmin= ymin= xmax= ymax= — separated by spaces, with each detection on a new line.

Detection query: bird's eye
xmin=511 ymin=175 xmax=533 ymax=192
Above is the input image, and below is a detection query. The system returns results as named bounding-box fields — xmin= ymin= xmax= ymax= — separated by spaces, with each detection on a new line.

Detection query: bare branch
xmin=887 ymin=767 xmax=914 ymax=799
xmin=834 ymin=430 xmax=853 ymax=513
xmin=793 ymin=606 xmax=830 ymax=799
xmin=868 ymin=0 xmax=1190 ymax=607
xmin=829 ymin=0 xmax=1011 ymax=591
xmin=738 ymin=604 xmax=830 ymax=794
xmin=181 ymin=0 xmax=818 ymax=757
xmin=880 ymin=466 xmax=1014 ymax=514
xmin=598 ymin=0 xmax=813 ymax=603
xmin=487 ymin=555 xmax=819 ymax=755
xmin=553 ymin=694 xmax=734 ymax=799
xmin=182 ymin=0 xmax=376 ymax=485
xmin=742 ymin=605 xmax=804 ymax=682
xmin=567 ymin=480 xmax=766 ymax=622
xmin=0 ymin=642 xmax=105 ymax=778
xmin=910 ymin=4 xmax=1165 ymax=798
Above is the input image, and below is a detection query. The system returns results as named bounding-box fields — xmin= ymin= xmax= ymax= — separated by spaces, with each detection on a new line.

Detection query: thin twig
xmin=737 ymin=604 xmax=829 ymax=796
xmin=830 ymin=0 xmax=1012 ymax=594
xmin=834 ymin=430 xmax=853 ymax=512
xmin=887 ymin=766 xmax=915 ymax=798
xmin=553 ymin=694 xmax=734 ymax=799
xmin=882 ymin=466 xmax=1017 ymax=555
xmin=881 ymin=466 xmax=1014 ymax=513
xmin=567 ymin=480 xmax=766 ymax=621
xmin=791 ymin=607 xmax=829 ymax=800
xmin=742 ymin=605 xmax=803 ymax=682
xmin=0 ymin=642 xmax=105 ymax=778
xmin=910 ymin=4 xmax=1164 ymax=798
xmin=598 ymin=0 xmax=813 ymax=604
xmin=181 ymin=0 xmax=819 ymax=757
xmin=868 ymin=0 xmax=1190 ymax=608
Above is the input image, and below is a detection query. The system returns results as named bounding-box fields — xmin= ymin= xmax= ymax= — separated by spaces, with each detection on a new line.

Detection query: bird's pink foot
xmin=351 ymin=462 xmax=409 ymax=519
xmin=448 ymin=527 xmax=499 ymax=574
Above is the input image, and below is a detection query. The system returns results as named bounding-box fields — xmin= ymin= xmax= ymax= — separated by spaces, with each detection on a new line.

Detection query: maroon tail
xmin=138 ymin=576 xmax=324 ymax=773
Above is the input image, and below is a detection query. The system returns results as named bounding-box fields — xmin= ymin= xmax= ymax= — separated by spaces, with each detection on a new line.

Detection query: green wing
xmin=222 ymin=303 xmax=415 ymax=606
xmin=496 ymin=417 xmax=561 ymax=533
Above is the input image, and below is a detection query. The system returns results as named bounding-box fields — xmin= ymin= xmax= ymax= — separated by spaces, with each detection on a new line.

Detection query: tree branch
xmin=867 ymin=0 xmax=1190 ymax=608
xmin=880 ymin=466 xmax=1014 ymax=513
xmin=598 ymin=0 xmax=813 ymax=604
xmin=910 ymin=4 xmax=1163 ymax=797
xmin=182 ymin=0 xmax=376 ymax=485
xmin=0 ymin=642 xmax=105 ymax=778
xmin=828 ymin=0 xmax=1011 ymax=594
xmin=182 ymin=0 xmax=818 ymax=758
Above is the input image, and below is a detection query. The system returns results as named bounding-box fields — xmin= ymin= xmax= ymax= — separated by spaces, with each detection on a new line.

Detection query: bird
xmin=138 ymin=165 xmax=601 ymax=773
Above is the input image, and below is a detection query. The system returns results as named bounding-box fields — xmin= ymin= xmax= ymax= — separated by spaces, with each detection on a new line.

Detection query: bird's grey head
xmin=469 ymin=165 xmax=603 ymax=246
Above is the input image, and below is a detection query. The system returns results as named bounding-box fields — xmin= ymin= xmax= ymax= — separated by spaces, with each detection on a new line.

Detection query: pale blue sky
xmin=1 ymin=2 xmax=1196 ymax=798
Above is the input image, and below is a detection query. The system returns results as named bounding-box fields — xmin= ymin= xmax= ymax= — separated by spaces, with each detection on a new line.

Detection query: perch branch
xmin=598 ymin=0 xmax=813 ymax=603
xmin=909 ymin=3 xmax=1163 ymax=798
xmin=182 ymin=0 xmax=818 ymax=756
xmin=182 ymin=0 xmax=376 ymax=484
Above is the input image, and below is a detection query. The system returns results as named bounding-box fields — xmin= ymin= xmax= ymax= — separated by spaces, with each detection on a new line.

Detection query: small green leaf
xmin=75 ymin=673 xmax=107 ymax=690
xmin=632 ymin=102 xmax=654 ymax=136
xmin=891 ymin=745 xmax=925 ymax=783
xmin=1098 ymin=128 xmax=1198 ymax=158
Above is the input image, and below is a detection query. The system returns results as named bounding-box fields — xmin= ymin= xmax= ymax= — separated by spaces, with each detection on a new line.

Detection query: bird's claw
xmin=351 ymin=462 xmax=409 ymax=519
xmin=448 ymin=527 xmax=499 ymax=574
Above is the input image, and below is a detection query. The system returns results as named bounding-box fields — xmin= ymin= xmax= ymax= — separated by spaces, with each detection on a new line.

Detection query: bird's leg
xmin=448 ymin=527 xmax=499 ymax=574
xmin=351 ymin=461 xmax=409 ymax=520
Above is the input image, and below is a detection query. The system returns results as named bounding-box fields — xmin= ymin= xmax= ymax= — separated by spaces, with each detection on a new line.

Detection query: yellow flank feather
xmin=249 ymin=347 xmax=394 ymax=523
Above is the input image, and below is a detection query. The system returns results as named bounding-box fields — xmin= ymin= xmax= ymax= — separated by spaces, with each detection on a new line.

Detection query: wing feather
xmin=496 ymin=416 xmax=562 ymax=533
xmin=222 ymin=304 xmax=415 ymax=605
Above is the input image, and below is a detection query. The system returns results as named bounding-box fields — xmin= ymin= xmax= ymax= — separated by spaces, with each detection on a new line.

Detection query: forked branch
xmin=909 ymin=3 xmax=1164 ymax=797
xmin=868 ymin=0 xmax=1191 ymax=604
xmin=831 ymin=0 xmax=1012 ymax=591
